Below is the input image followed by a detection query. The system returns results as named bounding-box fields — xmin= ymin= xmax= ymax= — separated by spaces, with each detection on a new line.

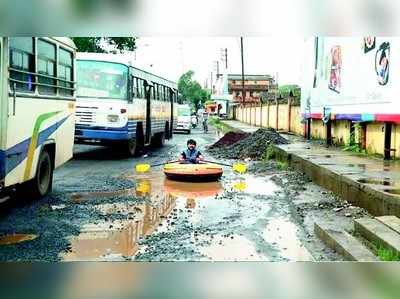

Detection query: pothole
xmin=0 ymin=234 xmax=38 ymax=246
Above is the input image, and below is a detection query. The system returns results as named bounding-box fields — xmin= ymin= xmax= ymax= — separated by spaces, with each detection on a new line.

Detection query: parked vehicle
xmin=0 ymin=37 xmax=77 ymax=201
xmin=174 ymin=104 xmax=191 ymax=134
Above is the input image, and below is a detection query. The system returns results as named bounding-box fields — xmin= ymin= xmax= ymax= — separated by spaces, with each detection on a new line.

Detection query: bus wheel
xmin=151 ymin=132 xmax=165 ymax=148
xmin=125 ymin=138 xmax=137 ymax=157
xmin=29 ymin=150 xmax=53 ymax=198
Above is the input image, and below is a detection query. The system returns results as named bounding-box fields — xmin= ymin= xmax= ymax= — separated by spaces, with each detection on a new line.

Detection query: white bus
xmin=75 ymin=53 xmax=178 ymax=156
xmin=0 ymin=37 xmax=76 ymax=201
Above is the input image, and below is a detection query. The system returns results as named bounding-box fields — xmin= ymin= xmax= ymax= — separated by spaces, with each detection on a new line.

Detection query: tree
xmin=72 ymin=37 xmax=136 ymax=53
xmin=178 ymin=71 xmax=210 ymax=111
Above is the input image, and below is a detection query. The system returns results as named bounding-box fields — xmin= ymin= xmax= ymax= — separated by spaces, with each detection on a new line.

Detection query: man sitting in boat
xmin=179 ymin=139 xmax=205 ymax=164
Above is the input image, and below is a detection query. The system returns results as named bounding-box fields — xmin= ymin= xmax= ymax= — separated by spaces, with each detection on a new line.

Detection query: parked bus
xmin=75 ymin=53 xmax=178 ymax=156
xmin=0 ymin=37 xmax=76 ymax=201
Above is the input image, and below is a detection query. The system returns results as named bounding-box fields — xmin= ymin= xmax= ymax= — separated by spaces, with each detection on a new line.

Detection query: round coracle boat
xmin=163 ymin=162 xmax=223 ymax=182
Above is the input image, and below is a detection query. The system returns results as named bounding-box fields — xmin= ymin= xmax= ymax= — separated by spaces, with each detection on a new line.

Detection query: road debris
xmin=208 ymin=128 xmax=288 ymax=160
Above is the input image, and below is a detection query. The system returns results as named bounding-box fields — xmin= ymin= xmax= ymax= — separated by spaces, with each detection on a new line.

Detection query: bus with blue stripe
xmin=75 ymin=53 xmax=178 ymax=156
xmin=0 ymin=37 xmax=76 ymax=202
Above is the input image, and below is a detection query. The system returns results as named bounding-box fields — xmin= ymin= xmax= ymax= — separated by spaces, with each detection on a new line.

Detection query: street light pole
xmin=240 ymin=37 xmax=245 ymax=105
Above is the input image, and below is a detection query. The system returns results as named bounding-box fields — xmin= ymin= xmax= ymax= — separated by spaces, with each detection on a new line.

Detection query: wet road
xmin=0 ymin=126 xmax=347 ymax=261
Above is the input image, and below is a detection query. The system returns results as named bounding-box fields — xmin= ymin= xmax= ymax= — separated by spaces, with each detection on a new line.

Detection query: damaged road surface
xmin=0 ymin=127 xmax=351 ymax=261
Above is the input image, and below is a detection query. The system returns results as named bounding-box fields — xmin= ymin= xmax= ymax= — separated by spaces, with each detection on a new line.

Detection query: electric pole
xmin=214 ymin=60 xmax=220 ymax=78
xmin=210 ymin=72 xmax=213 ymax=94
xmin=240 ymin=37 xmax=245 ymax=105
xmin=221 ymin=48 xmax=228 ymax=69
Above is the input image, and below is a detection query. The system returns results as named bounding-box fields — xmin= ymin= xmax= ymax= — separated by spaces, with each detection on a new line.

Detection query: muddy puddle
xmin=62 ymin=168 xmax=311 ymax=261
xmin=357 ymin=178 xmax=400 ymax=187
xmin=263 ymin=218 xmax=313 ymax=261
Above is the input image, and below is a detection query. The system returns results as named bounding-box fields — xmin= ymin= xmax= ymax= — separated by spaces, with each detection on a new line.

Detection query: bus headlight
xmin=107 ymin=114 xmax=119 ymax=123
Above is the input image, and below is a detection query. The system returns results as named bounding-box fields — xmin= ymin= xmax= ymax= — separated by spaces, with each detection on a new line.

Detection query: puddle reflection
xmin=62 ymin=175 xmax=223 ymax=260
xmin=0 ymin=234 xmax=38 ymax=246
xmin=263 ymin=218 xmax=313 ymax=261
xmin=231 ymin=175 xmax=279 ymax=196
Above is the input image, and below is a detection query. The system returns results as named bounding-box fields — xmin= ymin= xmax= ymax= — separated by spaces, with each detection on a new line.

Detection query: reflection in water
xmin=199 ymin=234 xmax=266 ymax=261
xmin=357 ymin=178 xmax=398 ymax=187
xmin=63 ymin=221 xmax=141 ymax=261
xmin=0 ymin=234 xmax=38 ymax=246
xmin=383 ymin=189 xmax=400 ymax=196
xmin=63 ymin=175 xmax=224 ymax=260
xmin=186 ymin=198 xmax=196 ymax=209
xmin=63 ymin=176 xmax=178 ymax=261
xmin=263 ymin=218 xmax=313 ymax=261
xmin=164 ymin=179 xmax=223 ymax=199
xmin=231 ymin=175 xmax=279 ymax=196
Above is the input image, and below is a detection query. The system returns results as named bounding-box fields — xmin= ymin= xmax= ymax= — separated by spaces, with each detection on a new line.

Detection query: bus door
xmin=0 ymin=38 xmax=6 ymax=187
xmin=144 ymin=81 xmax=152 ymax=144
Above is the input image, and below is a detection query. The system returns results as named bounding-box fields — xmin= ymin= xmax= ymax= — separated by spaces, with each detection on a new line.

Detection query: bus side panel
xmin=150 ymin=99 xmax=163 ymax=134
xmin=5 ymin=96 xmax=63 ymax=187
xmin=55 ymin=101 xmax=76 ymax=168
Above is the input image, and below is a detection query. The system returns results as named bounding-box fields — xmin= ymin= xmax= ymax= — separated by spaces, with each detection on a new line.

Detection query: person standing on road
xmin=179 ymin=139 xmax=204 ymax=164
xmin=202 ymin=112 xmax=209 ymax=133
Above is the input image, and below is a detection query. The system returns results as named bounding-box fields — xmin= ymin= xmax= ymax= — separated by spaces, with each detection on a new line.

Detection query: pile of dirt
xmin=208 ymin=131 xmax=250 ymax=149
xmin=208 ymin=128 xmax=289 ymax=160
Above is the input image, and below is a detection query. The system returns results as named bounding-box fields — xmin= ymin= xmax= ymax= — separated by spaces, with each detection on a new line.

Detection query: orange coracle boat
xmin=163 ymin=162 xmax=223 ymax=182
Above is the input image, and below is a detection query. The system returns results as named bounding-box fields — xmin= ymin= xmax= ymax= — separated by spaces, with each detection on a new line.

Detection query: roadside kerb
xmin=273 ymin=144 xmax=400 ymax=217
xmin=314 ymin=221 xmax=378 ymax=261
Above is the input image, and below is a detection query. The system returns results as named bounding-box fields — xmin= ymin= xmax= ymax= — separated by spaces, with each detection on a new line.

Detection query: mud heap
xmin=208 ymin=131 xmax=250 ymax=149
xmin=208 ymin=128 xmax=288 ymax=160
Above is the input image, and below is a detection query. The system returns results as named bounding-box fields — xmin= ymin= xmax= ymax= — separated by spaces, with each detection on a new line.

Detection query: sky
xmin=130 ymin=37 xmax=305 ymax=87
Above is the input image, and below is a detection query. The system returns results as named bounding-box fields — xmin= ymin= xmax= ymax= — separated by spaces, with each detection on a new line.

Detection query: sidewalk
xmin=222 ymin=120 xmax=400 ymax=217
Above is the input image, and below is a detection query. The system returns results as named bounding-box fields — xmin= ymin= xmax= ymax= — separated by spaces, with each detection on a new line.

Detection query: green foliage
xmin=342 ymin=123 xmax=367 ymax=154
xmin=276 ymin=161 xmax=288 ymax=170
xmin=72 ymin=37 xmax=136 ymax=53
xmin=178 ymin=71 xmax=211 ymax=110
xmin=261 ymin=146 xmax=276 ymax=161
xmin=208 ymin=117 xmax=235 ymax=133
xmin=377 ymin=246 xmax=400 ymax=261
xmin=278 ymin=85 xmax=301 ymax=99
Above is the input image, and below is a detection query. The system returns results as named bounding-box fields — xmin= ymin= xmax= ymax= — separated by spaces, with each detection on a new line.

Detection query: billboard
xmin=301 ymin=37 xmax=400 ymax=122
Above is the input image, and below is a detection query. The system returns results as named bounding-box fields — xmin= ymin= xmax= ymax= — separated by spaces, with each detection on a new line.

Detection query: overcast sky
xmin=130 ymin=37 xmax=305 ymax=87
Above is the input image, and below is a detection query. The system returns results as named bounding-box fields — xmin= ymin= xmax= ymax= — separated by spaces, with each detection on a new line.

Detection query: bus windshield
xmin=177 ymin=108 xmax=190 ymax=116
xmin=77 ymin=60 xmax=128 ymax=100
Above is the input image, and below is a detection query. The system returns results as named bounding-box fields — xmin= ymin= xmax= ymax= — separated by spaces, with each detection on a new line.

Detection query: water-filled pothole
xmin=357 ymin=178 xmax=394 ymax=186
xmin=383 ymin=189 xmax=400 ymax=196
xmin=0 ymin=234 xmax=38 ymax=246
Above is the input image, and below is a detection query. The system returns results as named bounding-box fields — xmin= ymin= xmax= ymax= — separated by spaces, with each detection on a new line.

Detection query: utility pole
xmin=210 ymin=72 xmax=213 ymax=94
xmin=221 ymin=48 xmax=228 ymax=69
xmin=240 ymin=37 xmax=245 ymax=105
xmin=214 ymin=60 xmax=220 ymax=78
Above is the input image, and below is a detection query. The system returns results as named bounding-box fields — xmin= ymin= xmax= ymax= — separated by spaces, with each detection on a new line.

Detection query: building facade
xmin=228 ymin=74 xmax=277 ymax=104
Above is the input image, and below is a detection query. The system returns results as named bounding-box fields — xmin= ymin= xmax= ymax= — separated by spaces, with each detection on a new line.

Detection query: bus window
xmin=138 ymin=78 xmax=144 ymax=98
xmin=77 ymin=60 xmax=128 ymax=100
xmin=152 ymin=82 xmax=156 ymax=99
xmin=159 ymin=85 xmax=164 ymax=101
xmin=131 ymin=76 xmax=137 ymax=98
xmin=58 ymin=48 xmax=73 ymax=96
xmin=9 ymin=37 xmax=35 ymax=92
xmin=164 ymin=86 xmax=168 ymax=101
xmin=38 ymin=39 xmax=56 ymax=95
